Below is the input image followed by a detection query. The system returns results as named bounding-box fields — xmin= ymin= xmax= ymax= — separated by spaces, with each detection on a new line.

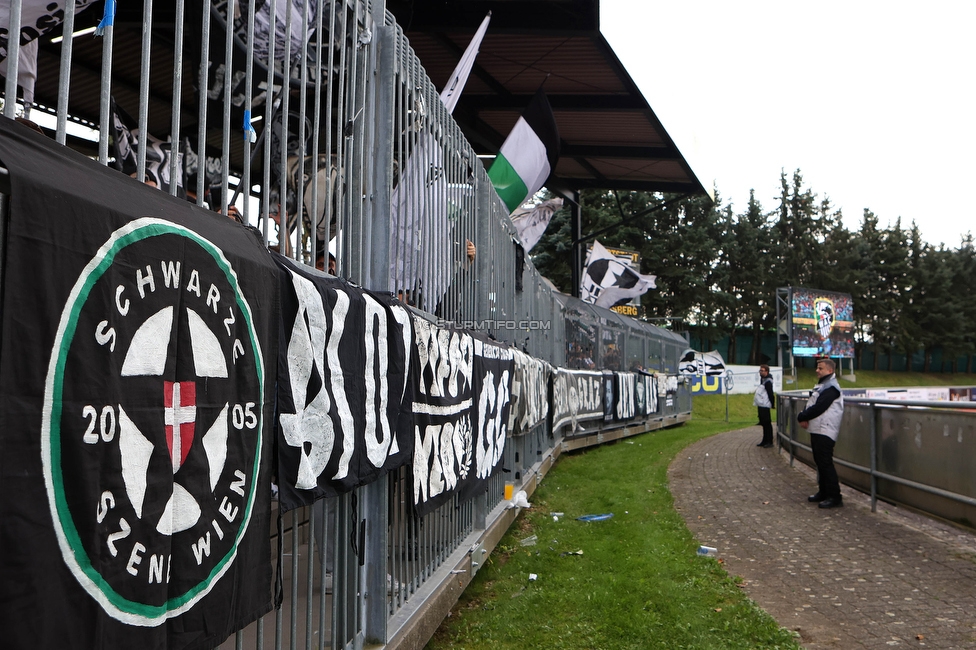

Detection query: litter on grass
xmin=520 ymin=534 xmax=538 ymax=546
xmin=576 ymin=513 xmax=613 ymax=522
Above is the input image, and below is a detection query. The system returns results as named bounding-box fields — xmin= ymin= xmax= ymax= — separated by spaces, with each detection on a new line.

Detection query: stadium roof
xmin=388 ymin=0 xmax=710 ymax=199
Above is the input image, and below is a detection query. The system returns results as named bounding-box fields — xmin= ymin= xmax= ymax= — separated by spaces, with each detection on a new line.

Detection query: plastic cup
xmin=504 ymin=482 xmax=514 ymax=500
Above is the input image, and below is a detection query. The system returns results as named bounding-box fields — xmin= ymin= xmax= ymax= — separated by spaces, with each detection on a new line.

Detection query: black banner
xmin=469 ymin=337 xmax=514 ymax=494
xmin=274 ymin=254 xmax=414 ymax=511
xmin=410 ymin=321 xmax=513 ymax=517
xmin=0 ymin=118 xmax=277 ymax=649
xmin=549 ymin=368 xmax=605 ymax=434
xmin=635 ymin=373 xmax=659 ymax=416
xmin=615 ymin=372 xmax=636 ymax=421
xmin=603 ymin=372 xmax=615 ymax=422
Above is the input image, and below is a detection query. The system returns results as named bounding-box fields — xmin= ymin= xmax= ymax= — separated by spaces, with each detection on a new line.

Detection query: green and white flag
xmin=488 ymin=89 xmax=560 ymax=214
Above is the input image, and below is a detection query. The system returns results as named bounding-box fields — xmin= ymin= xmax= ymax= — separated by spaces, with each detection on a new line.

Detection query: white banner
xmin=723 ymin=365 xmax=783 ymax=395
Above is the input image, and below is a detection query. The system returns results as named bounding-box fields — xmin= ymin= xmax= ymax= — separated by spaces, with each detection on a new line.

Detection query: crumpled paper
xmin=508 ymin=490 xmax=531 ymax=509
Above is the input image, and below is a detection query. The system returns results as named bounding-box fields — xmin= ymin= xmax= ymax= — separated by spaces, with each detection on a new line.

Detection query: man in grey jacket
xmin=797 ymin=358 xmax=844 ymax=508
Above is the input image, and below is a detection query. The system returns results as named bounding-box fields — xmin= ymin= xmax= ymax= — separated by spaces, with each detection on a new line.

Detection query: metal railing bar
xmin=168 ymin=0 xmax=185 ymax=196
xmin=220 ymin=0 xmax=235 ymax=216
xmin=195 ymin=0 xmax=210 ymax=207
xmin=55 ymin=0 xmax=77 ymax=144
xmin=290 ymin=508 xmax=299 ymax=650
xmin=777 ymin=409 xmax=976 ymax=510
xmin=97 ymin=10 xmax=115 ymax=164
xmin=3 ymin=0 xmax=22 ymax=119
xmin=260 ymin=0 xmax=277 ymax=247
xmin=241 ymin=0 xmax=256 ymax=220
xmin=136 ymin=0 xmax=154 ymax=183
xmin=305 ymin=502 xmax=315 ymax=650
xmin=278 ymin=3 xmax=293 ymax=258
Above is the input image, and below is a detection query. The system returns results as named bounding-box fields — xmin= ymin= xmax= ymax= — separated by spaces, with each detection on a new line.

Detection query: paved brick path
xmin=669 ymin=426 xmax=976 ymax=649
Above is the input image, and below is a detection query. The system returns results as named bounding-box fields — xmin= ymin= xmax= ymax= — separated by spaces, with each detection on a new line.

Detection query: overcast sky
xmin=600 ymin=0 xmax=976 ymax=249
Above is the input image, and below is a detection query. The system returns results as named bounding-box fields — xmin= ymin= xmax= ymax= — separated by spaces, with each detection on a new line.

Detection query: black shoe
xmin=808 ymin=493 xmax=827 ymax=503
xmin=756 ymin=442 xmax=765 ymax=446
xmin=818 ymin=497 xmax=843 ymax=509
xmin=760 ymin=442 xmax=773 ymax=448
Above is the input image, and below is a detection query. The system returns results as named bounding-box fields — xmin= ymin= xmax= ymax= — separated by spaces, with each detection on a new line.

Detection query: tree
xmin=771 ymin=169 xmax=821 ymax=286
xmin=947 ymin=234 xmax=976 ymax=371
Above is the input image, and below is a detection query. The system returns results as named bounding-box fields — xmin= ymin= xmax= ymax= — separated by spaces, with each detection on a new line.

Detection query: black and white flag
xmin=274 ymin=254 xmax=414 ymax=511
xmin=678 ymin=349 xmax=727 ymax=377
xmin=0 ymin=117 xmax=276 ymax=649
xmin=580 ymin=240 xmax=656 ymax=309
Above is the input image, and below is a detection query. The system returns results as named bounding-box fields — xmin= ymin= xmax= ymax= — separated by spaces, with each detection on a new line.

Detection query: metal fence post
xmin=789 ymin=398 xmax=796 ymax=467
xmin=363 ymin=5 xmax=394 ymax=645
xmin=870 ymin=404 xmax=878 ymax=513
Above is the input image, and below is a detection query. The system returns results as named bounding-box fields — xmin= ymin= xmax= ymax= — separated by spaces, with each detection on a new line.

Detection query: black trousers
xmin=758 ymin=407 xmax=772 ymax=445
xmin=810 ymin=433 xmax=840 ymax=499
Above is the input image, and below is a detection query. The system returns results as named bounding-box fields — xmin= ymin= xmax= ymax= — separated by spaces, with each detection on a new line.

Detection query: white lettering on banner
xmin=323 ymin=291 xmax=355 ymax=481
xmin=476 ymin=369 xmax=510 ymax=479
xmin=191 ymin=532 xmax=211 ymax=565
xmin=95 ymin=320 xmax=117 ymax=352
xmin=206 ymin=284 xmax=221 ymax=314
xmin=363 ymin=293 xmax=392 ymax=468
xmin=115 ymin=285 xmax=130 ymax=316
xmin=551 ymin=370 xmax=604 ymax=432
xmin=412 ymin=415 xmax=473 ymax=504
xmin=279 ymin=272 xmax=337 ymax=489
xmin=390 ymin=304 xmax=413 ymax=407
xmin=96 ymin=491 xmax=115 ymax=523
xmin=415 ymin=319 xmax=473 ymax=398
xmin=616 ymin=373 xmax=636 ymax=420
xmin=223 ymin=306 xmax=236 ymax=337
xmin=136 ymin=265 xmax=155 ymax=299
xmin=126 ymin=542 xmax=146 ymax=576
xmin=160 ymin=261 xmax=181 ymax=289
xmin=280 ymin=268 xmax=412 ymax=491
xmin=186 ymin=269 xmax=201 ymax=297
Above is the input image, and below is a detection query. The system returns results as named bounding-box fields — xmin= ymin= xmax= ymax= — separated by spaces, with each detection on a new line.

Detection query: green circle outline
xmin=41 ymin=219 xmax=265 ymax=624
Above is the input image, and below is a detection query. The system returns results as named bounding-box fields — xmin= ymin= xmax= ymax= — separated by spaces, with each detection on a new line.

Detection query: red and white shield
xmin=163 ymin=380 xmax=197 ymax=473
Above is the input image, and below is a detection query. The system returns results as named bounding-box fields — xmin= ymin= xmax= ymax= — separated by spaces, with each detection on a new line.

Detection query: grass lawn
xmin=426 ymin=371 xmax=976 ymax=650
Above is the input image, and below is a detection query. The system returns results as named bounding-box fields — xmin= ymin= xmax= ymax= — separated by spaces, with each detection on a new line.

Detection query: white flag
xmin=390 ymin=132 xmax=458 ymax=312
xmin=580 ymin=240 xmax=656 ymax=309
xmin=439 ymin=12 xmax=491 ymax=114
xmin=391 ymin=14 xmax=489 ymax=307
xmin=510 ymin=197 xmax=563 ymax=252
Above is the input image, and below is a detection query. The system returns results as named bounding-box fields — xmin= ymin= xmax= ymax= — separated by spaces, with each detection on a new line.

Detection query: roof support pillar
xmin=571 ymin=189 xmax=582 ymax=298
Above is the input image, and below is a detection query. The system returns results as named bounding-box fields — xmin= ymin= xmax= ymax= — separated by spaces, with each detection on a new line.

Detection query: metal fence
xmin=0 ymin=2 xmax=692 ymax=648
xmin=778 ymin=391 xmax=976 ymax=528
